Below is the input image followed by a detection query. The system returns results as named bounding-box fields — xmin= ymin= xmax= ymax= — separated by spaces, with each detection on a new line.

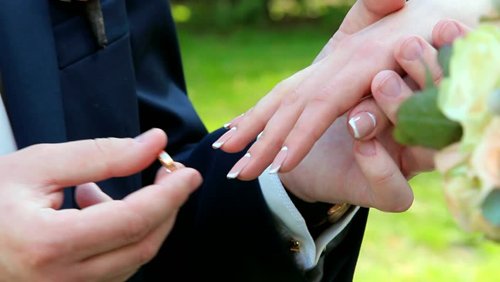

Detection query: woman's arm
xmin=214 ymin=0 xmax=494 ymax=181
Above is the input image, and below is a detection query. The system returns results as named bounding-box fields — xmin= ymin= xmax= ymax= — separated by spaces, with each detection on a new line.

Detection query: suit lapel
xmin=0 ymin=1 xmax=67 ymax=149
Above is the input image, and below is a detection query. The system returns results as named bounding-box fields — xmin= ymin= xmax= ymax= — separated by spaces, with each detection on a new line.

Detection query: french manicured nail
xmin=257 ymin=131 xmax=264 ymax=141
xmin=269 ymin=146 xmax=288 ymax=174
xmin=356 ymin=140 xmax=376 ymax=156
xmin=349 ymin=112 xmax=377 ymax=139
xmin=441 ymin=21 xmax=461 ymax=45
xmin=134 ymin=128 xmax=157 ymax=142
xmin=212 ymin=127 xmax=237 ymax=149
xmin=379 ymin=73 xmax=401 ymax=97
xmin=227 ymin=153 xmax=252 ymax=179
xmin=224 ymin=113 xmax=245 ymax=129
xmin=402 ymin=37 xmax=423 ymax=61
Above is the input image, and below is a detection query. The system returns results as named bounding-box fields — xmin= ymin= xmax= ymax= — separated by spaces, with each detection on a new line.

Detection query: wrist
xmin=285 ymin=189 xmax=351 ymax=238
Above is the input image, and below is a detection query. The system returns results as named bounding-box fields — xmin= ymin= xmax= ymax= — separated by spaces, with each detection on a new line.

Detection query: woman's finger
xmin=213 ymin=66 xmax=315 ymax=154
xmin=346 ymin=98 xmax=390 ymax=141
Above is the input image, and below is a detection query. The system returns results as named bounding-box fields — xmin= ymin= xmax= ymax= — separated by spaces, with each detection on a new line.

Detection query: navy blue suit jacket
xmin=0 ymin=1 xmax=368 ymax=281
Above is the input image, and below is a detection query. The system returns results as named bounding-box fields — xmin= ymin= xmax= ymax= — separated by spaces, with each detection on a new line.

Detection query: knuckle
xmin=353 ymin=39 xmax=384 ymax=60
xmin=121 ymin=209 xmax=152 ymax=243
xmin=137 ymin=241 xmax=160 ymax=265
xmin=373 ymin=167 xmax=397 ymax=188
xmin=281 ymin=89 xmax=301 ymax=107
xmin=23 ymin=239 xmax=60 ymax=269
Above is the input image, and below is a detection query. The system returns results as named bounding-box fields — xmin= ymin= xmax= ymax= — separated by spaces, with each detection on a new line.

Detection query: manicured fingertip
xmin=227 ymin=153 xmax=252 ymax=179
xmin=269 ymin=146 xmax=288 ymax=174
xmin=212 ymin=127 xmax=237 ymax=149
xmin=348 ymin=112 xmax=377 ymax=140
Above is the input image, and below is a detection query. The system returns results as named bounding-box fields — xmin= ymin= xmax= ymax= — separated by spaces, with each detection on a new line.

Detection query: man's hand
xmin=0 ymin=128 xmax=202 ymax=281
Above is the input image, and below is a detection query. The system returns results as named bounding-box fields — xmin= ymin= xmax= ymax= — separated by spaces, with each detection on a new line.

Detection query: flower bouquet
xmin=394 ymin=22 xmax=500 ymax=242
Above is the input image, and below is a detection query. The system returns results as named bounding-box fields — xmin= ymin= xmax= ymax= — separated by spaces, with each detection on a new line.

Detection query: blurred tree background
xmin=171 ymin=0 xmax=355 ymax=30
xmin=169 ymin=1 xmax=500 ymax=281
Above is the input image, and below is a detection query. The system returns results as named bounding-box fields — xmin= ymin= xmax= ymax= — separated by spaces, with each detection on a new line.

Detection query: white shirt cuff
xmin=258 ymin=167 xmax=359 ymax=270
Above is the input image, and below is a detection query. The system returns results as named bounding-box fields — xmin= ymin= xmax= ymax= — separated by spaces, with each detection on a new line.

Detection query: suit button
xmin=289 ymin=239 xmax=301 ymax=253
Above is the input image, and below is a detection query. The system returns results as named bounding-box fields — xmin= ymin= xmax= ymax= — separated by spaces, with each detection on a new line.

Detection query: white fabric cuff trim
xmin=258 ymin=168 xmax=359 ymax=270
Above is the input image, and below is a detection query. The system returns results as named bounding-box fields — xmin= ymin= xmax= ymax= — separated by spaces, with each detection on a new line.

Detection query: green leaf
xmin=438 ymin=45 xmax=453 ymax=78
xmin=424 ymin=65 xmax=434 ymax=89
xmin=482 ymin=189 xmax=500 ymax=227
xmin=394 ymin=87 xmax=462 ymax=149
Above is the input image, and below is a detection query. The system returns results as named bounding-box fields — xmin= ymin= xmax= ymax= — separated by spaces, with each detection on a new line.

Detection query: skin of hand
xmin=215 ymin=0 xmax=492 ymax=181
xmin=279 ymin=19 xmax=471 ymax=212
xmin=0 ymin=128 xmax=202 ymax=281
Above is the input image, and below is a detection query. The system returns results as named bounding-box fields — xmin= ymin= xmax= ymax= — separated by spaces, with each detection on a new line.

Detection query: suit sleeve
xmin=140 ymin=128 xmax=369 ymax=282
xmin=127 ymin=1 xmax=369 ymax=281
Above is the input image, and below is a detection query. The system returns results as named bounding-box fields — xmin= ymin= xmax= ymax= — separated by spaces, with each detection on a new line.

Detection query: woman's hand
xmin=274 ymin=19 xmax=470 ymax=212
xmin=215 ymin=0 xmax=491 ymax=181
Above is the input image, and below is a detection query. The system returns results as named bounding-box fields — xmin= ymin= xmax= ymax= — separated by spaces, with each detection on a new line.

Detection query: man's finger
xmin=75 ymin=182 xmax=113 ymax=209
xmin=78 ymin=213 xmax=175 ymax=282
xmin=48 ymin=168 xmax=201 ymax=260
xmin=432 ymin=19 xmax=471 ymax=48
xmin=394 ymin=35 xmax=442 ymax=88
xmin=354 ymin=139 xmax=414 ymax=212
xmin=371 ymin=70 xmax=415 ymax=125
xmin=11 ymin=128 xmax=167 ymax=190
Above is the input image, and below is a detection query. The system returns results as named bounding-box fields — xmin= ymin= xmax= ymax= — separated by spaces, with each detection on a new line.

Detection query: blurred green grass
xmin=177 ymin=26 xmax=500 ymax=282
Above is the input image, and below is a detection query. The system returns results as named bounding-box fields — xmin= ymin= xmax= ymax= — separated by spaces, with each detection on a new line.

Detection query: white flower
xmin=438 ymin=25 xmax=500 ymax=151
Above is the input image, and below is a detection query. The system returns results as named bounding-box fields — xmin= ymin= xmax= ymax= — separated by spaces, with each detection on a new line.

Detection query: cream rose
xmin=438 ymin=25 xmax=500 ymax=151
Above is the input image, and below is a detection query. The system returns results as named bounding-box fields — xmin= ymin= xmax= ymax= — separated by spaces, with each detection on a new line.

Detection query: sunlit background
xmin=169 ymin=1 xmax=500 ymax=281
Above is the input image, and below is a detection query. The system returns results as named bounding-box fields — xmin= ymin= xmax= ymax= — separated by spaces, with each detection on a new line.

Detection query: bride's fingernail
xmin=212 ymin=127 xmax=237 ymax=149
xmin=227 ymin=153 xmax=252 ymax=179
xmin=269 ymin=146 xmax=288 ymax=174
xmin=223 ymin=113 xmax=245 ymax=129
xmin=348 ymin=112 xmax=377 ymax=139
xmin=257 ymin=131 xmax=264 ymax=141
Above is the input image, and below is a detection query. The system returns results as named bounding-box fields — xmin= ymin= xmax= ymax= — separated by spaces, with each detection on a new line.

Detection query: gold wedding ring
xmin=327 ymin=203 xmax=352 ymax=223
xmin=158 ymin=151 xmax=177 ymax=172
